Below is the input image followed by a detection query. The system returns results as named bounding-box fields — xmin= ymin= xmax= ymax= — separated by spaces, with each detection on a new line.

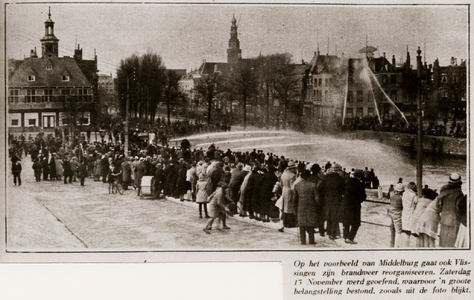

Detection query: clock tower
xmin=40 ymin=7 xmax=59 ymax=58
xmin=227 ymin=15 xmax=242 ymax=64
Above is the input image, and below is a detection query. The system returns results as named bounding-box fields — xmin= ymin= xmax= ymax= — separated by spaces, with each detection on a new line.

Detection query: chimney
xmin=203 ymin=59 xmax=206 ymax=64
xmin=74 ymin=44 xmax=83 ymax=61
xmin=392 ymin=55 xmax=396 ymax=70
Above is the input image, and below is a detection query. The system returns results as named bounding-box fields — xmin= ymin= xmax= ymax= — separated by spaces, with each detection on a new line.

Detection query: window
xmin=441 ymin=73 xmax=447 ymax=83
xmin=8 ymin=89 xmax=19 ymax=103
xmin=26 ymin=89 xmax=37 ymax=103
xmin=318 ymin=78 xmax=322 ymax=87
xmin=356 ymin=107 xmax=363 ymax=117
xmin=368 ymin=107 xmax=374 ymax=116
xmin=347 ymin=91 xmax=353 ymax=102
xmin=28 ymin=119 xmax=36 ymax=126
xmin=325 ymin=90 xmax=328 ymax=102
xmin=390 ymin=90 xmax=397 ymax=102
xmin=390 ymin=75 xmax=397 ymax=84
xmin=44 ymin=89 xmax=53 ymax=102
xmin=62 ymin=75 xmax=70 ymax=81
xmin=453 ymin=74 xmax=458 ymax=83
xmin=357 ymin=90 xmax=363 ymax=102
xmin=382 ymin=75 xmax=388 ymax=84
xmin=11 ymin=119 xmax=19 ymax=126
xmin=27 ymin=75 xmax=35 ymax=81
xmin=443 ymin=91 xmax=449 ymax=98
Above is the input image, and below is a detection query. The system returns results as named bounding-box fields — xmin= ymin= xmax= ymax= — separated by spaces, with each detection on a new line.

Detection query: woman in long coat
xmin=416 ymin=196 xmax=442 ymax=248
xmin=196 ymin=174 xmax=210 ymax=218
xmin=341 ymin=170 xmax=366 ymax=244
xmin=49 ymin=155 xmax=57 ymax=180
xmin=55 ymin=156 xmax=63 ymax=180
xmin=400 ymin=182 xmax=418 ymax=247
xmin=438 ymin=173 xmax=464 ymax=247
xmin=412 ymin=189 xmax=438 ymax=247
xmin=176 ymin=161 xmax=189 ymax=201
xmin=259 ymin=166 xmax=279 ymax=222
xmin=279 ymin=162 xmax=297 ymax=232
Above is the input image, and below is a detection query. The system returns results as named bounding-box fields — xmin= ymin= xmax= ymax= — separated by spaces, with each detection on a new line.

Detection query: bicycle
xmin=112 ymin=180 xmax=124 ymax=195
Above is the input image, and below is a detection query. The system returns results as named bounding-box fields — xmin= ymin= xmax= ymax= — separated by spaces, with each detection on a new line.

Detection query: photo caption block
xmin=287 ymin=257 xmax=471 ymax=298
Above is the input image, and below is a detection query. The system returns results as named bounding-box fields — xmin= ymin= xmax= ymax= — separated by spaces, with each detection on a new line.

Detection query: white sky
xmin=5 ymin=3 xmax=468 ymax=76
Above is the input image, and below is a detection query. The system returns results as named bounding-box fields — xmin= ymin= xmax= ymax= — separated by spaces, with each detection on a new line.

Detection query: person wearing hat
xmin=438 ymin=173 xmax=465 ymax=247
xmin=134 ymin=157 xmax=147 ymax=196
xmin=196 ymin=174 xmax=210 ymax=218
xmin=412 ymin=188 xmax=438 ymax=247
xmin=389 ymin=183 xmax=404 ymax=247
xmin=292 ymin=170 xmax=320 ymax=245
xmin=319 ymin=162 xmax=345 ymax=240
xmin=341 ymin=169 xmax=366 ymax=244
xmin=12 ymin=158 xmax=22 ymax=186
xmin=400 ymin=182 xmax=418 ymax=247
xmin=228 ymin=163 xmax=247 ymax=215
xmin=203 ymin=181 xmax=233 ymax=234
xmin=278 ymin=161 xmax=298 ymax=232
xmin=121 ymin=156 xmax=132 ymax=190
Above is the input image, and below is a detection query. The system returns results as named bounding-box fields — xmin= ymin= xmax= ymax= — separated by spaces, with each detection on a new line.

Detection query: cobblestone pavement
xmin=6 ymin=159 xmax=391 ymax=252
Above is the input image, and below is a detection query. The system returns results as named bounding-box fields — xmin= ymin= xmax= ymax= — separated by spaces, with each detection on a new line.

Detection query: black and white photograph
xmin=2 ymin=2 xmax=471 ymax=299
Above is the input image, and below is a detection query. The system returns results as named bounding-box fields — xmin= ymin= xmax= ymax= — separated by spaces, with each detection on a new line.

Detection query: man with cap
xmin=228 ymin=163 xmax=246 ymax=215
xmin=438 ymin=173 xmax=465 ymax=247
xmin=134 ymin=157 xmax=147 ymax=196
xmin=341 ymin=169 xmax=366 ymax=244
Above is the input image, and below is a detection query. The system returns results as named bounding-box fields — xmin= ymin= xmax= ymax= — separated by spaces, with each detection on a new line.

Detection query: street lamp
xmin=416 ymin=46 xmax=423 ymax=198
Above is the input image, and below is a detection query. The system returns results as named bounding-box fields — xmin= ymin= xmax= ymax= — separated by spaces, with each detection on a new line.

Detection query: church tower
xmin=227 ymin=15 xmax=242 ymax=64
xmin=40 ymin=7 xmax=59 ymax=58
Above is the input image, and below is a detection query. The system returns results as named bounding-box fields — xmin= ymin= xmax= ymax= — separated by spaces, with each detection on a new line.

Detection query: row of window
xmin=345 ymin=107 xmax=375 ymax=117
xmin=9 ymin=88 xmax=92 ymax=96
xmin=311 ymin=77 xmax=331 ymax=87
xmin=27 ymin=75 xmax=70 ymax=82
xmin=9 ymin=95 xmax=93 ymax=104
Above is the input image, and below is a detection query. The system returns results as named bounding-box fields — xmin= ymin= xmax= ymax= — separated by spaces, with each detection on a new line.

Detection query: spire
xmin=227 ymin=14 xmax=242 ymax=64
xmin=40 ymin=7 xmax=59 ymax=57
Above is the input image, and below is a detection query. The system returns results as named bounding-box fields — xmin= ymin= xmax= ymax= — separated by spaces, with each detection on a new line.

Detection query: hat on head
xmin=394 ymin=183 xmax=405 ymax=192
xmin=407 ymin=182 xmax=417 ymax=192
xmin=331 ymin=163 xmax=342 ymax=172
xmin=236 ymin=163 xmax=243 ymax=170
xmin=139 ymin=157 xmax=144 ymax=161
xmin=243 ymin=165 xmax=252 ymax=172
xmin=287 ymin=161 xmax=297 ymax=169
xmin=449 ymin=173 xmax=462 ymax=184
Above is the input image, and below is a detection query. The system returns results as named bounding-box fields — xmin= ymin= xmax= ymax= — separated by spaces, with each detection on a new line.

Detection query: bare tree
xmin=195 ymin=73 xmax=222 ymax=126
xmin=163 ymin=69 xmax=184 ymax=126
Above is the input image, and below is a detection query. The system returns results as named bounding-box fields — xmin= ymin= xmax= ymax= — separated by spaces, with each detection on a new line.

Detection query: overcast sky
xmin=5 ymin=3 xmax=468 ymax=76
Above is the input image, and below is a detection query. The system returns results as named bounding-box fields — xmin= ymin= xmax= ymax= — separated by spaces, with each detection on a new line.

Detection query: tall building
xmin=7 ymin=8 xmax=98 ymax=134
xmin=227 ymin=15 xmax=242 ymax=64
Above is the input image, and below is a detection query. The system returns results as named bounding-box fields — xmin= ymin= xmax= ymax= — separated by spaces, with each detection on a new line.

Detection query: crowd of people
xmin=9 ymin=128 xmax=467 ymax=248
xmin=388 ymin=174 xmax=467 ymax=248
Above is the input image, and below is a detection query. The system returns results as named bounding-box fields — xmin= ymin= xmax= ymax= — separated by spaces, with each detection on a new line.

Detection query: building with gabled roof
xmin=7 ymin=8 xmax=98 ymax=134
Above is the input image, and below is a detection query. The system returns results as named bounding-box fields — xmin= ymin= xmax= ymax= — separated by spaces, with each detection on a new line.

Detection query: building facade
xmin=8 ymin=8 xmax=98 ymax=134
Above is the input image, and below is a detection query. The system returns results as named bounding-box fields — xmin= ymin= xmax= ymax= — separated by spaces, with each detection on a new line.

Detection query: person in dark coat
xmin=243 ymin=166 xmax=260 ymax=219
xmin=176 ymin=160 xmax=189 ymax=201
xmin=12 ymin=159 xmax=22 ymax=186
xmin=308 ymin=164 xmax=324 ymax=236
xmin=134 ymin=158 xmax=147 ymax=196
xmin=100 ymin=155 xmax=109 ymax=183
xmin=121 ymin=158 xmax=132 ymax=190
xmin=228 ymin=163 xmax=246 ymax=215
xmin=320 ymin=163 xmax=345 ymax=240
xmin=63 ymin=155 xmax=73 ymax=184
xmin=259 ymin=165 xmax=279 ymax=222
xmin=41 ymin=156 xmax=50 ymax=180
xmin=341 ymin=169 xmax=366 ymax=244
xmin=154 ymin=163 xmax=164 ymax=198
xmin=293 ymin=170 xmax=320 ymax=245
xmin=209 ymin=162 xmax=225 ymax=194
xmin=32 ymin=158 xmax=43 ymax=182
xmin=251 ymin=168 xmax=265 ymax=221
xmin=49 ymin=155 xmax=57 ymax=180
xmin=78 ymin=159 xmax=88 ymax=186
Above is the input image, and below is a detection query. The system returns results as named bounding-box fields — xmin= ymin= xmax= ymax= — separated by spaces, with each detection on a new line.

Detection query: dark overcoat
xmin=293 ymin=179 xmax=319 ymax=227
xmin=321 ymin=172 xmax=345 ymax=222
xmin=341 ymin=177 xmax=366 ymax=226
